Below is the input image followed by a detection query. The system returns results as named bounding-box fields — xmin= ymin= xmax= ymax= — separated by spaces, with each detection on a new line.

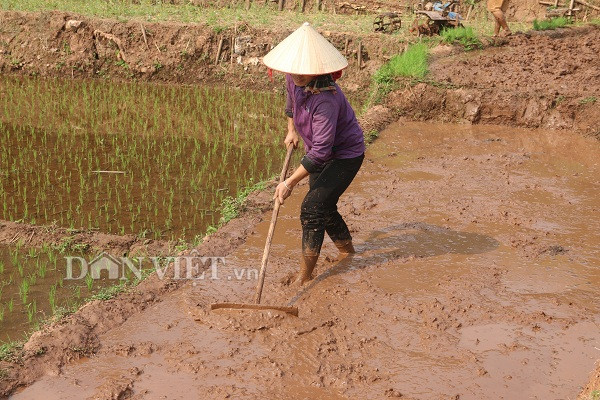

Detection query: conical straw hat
xmin=263 ymin=22 xmax=348 ymax=75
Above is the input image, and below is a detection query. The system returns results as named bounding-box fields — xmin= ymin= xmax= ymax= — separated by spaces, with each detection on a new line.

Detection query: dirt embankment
xmin=387 ymin=25 xmax=600 ymax=137
xmin=0 ymin=220 xmax=171 ymax=257
xmin=579 ymin=363 xmax=600 ymax=399
xmin=0 ymin=10 xmax=402 ymax=92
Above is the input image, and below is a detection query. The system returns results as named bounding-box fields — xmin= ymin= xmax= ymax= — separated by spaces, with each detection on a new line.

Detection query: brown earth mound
xmin=0 ymin=10 xmax=402 ymax=92
xmin=579 ymin=362 xmax=600 ymax=399
xmin=387 ymin=25 xmax=600 ymax=136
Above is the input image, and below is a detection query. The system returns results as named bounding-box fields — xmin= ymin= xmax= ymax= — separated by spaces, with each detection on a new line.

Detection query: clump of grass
xmin=374 ymin=43 xmax=429 ymax=84
xmin=367 ymin=43 xmax=429 ymax=107
xmin=219 ymin=180 xmax=268 ymax=225
xmin=533 ymin=17 xmax=571 ymax=30
xmin=0 ymin=341 xmax=23 ymax=362
xmin=579 ymin=96 xmax=597 ymax=105
xmin=88 ymin=281 xmax=127 ymax=301
xmin=440 ymin=26 xmax=482 ymax=51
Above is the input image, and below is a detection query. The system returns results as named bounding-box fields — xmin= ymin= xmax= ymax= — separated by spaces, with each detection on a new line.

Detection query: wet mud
xmin=7 ymin=122 xmax=600 ymax=399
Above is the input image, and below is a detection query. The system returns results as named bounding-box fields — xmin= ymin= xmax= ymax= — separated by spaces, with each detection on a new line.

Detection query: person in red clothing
xmin=263 ymin=23 xmax=365 ymax=285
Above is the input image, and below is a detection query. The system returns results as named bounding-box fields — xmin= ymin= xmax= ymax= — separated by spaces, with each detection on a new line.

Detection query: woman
xmin=263 ymin=22 xmax=365 ymax=285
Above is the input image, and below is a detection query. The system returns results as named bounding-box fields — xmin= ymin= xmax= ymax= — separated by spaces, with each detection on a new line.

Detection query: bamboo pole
xmin=215 ymin=37 xmax=224 ymax=64
xmin=140 ymin=23 xmax=149 ymax=50
xmin=576 ymin=0 xmax=600 ymax=11
xmin=568 ymin=0 xmax=576 ymax=15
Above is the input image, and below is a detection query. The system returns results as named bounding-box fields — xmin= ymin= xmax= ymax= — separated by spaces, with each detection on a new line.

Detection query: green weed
xmin=374 ymin=43 xmax=429 ymax=84
xmin=367 ymin=43 xmax=429 ymax=108
xmin=0 ymin=342 xmax=23 ymax=362
xmin=580 ymin=96 xmax=597 ymax=105
xmin=89 ymin=281 xmax=127 ymax=301
xmin=219 ymin=180 xmax=268 ymax=225
xmin=533 ymin=17 xmax=571 ymax=30
xmin=440 ymin=26 xmax=482 ymax=51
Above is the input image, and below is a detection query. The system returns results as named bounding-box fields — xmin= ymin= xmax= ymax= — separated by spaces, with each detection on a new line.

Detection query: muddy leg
xmin=295 ymin=228 xmax=323 ymax=285
xmin=325 ymin=210 xmax=355 ymax=258
xmin=492 ymin=10 xmax=511 ymax=35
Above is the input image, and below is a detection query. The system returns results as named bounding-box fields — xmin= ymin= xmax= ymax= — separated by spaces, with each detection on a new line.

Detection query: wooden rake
xmin=211 ymin=144 xmax=299 ymax=316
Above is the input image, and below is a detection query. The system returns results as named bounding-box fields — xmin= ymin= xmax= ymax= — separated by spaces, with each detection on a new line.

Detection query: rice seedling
xmin=85 ymin=273 xmax=94 ymax=291
xmin=19 ymin=278 xmax=29 ymax=304
xmin=48 ymin=285 xmax=57 ymax=314
xmin=26 ymin=301 xmax=37 ymax=323
xmin=37 ymin=261 xmax=47 ymax=279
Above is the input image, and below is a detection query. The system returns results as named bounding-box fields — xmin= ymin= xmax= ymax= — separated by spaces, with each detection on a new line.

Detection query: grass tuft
xmin=533 ymin=17 xmax=571 ymax=30
xmin=440 ymin=26 xmax=482 ymax=51
xmin=365 ymin=43 xmax=429 ymax=109
xmin=374 ymin=43 xmax=429 ymax=84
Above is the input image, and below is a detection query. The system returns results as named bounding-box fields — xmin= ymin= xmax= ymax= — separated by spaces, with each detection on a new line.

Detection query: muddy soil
xmin=388 ymin=25 xmax=600 ymax=136
xmin=3 ymin=122 xmax=599 ymax=399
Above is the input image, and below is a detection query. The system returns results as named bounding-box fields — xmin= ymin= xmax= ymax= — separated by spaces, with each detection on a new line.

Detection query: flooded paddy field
xmin=0 ymin=76 xmax=289 ymax=241
xmin=0 ymin=75 xmax=296 ymax=344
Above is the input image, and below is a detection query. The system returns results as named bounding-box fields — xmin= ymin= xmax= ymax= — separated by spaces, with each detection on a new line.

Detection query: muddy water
xmin=0 ymin=244 xmax=130 ymax=342
xmin=12 ymin=122 xmax=600 ymax=399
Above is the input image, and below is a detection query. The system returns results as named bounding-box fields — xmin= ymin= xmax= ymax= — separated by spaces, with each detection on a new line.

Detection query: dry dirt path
xmin=10 ymin=121 xmax=600 ymax=399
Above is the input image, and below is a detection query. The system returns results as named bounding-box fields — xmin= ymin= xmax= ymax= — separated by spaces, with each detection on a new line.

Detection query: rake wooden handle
xmin=254 ymin=144 xmax=294 ymax=304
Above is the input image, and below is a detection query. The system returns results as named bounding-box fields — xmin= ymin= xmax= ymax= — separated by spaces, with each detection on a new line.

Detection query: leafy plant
xmin=0 ymin=342 xmax=23 ymax=362
xmin=374 ymin=43 xmax=429 ymax=84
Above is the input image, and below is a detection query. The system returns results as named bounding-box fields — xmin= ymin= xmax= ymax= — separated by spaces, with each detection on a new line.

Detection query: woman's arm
xmin=285 ymin=117 xmax=299 ymax=148
xmin=273 ymin=163 xmax=309 ymax=204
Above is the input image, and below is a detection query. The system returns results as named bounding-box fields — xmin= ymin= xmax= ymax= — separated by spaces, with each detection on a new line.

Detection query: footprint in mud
xmin=288 ymin=222 xmax=499 ymax=305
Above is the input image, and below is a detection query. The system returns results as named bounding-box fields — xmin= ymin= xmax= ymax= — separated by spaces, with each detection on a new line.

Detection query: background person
xmin=488 ymin=0 xmax=512 ymax=37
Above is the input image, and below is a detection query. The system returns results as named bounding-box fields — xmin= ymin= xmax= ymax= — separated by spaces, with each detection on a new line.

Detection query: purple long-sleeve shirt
xmin=285 ymin=74 xmax=364 ymax=173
